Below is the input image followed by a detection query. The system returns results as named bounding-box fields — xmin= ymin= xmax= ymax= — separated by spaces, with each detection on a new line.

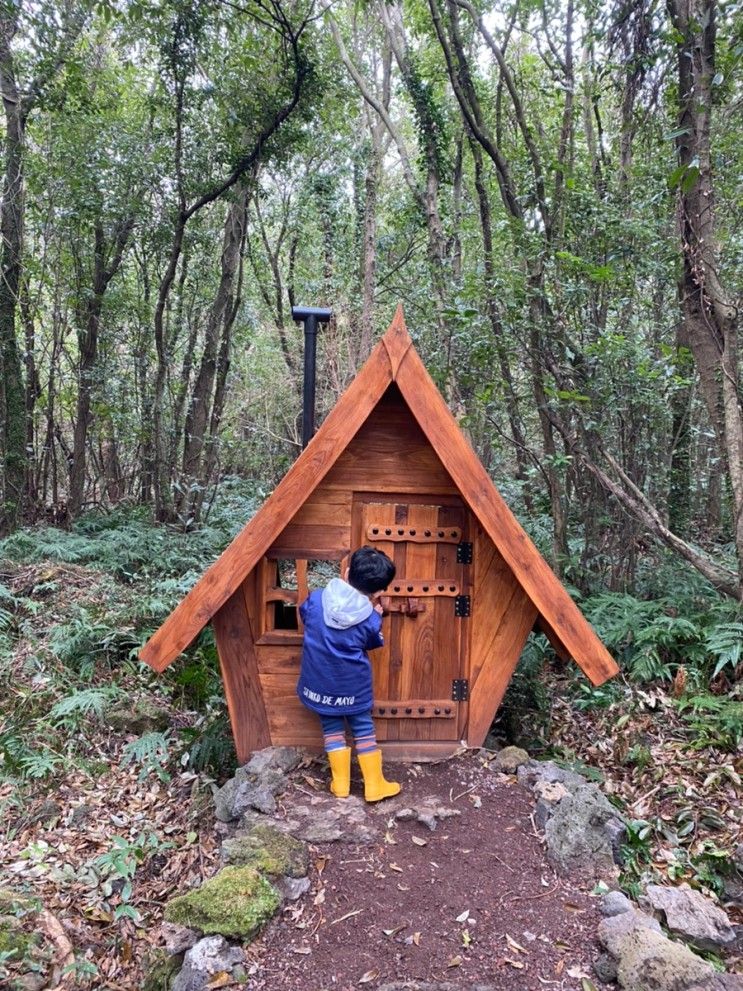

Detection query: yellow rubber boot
xmin=357 ymin=749 xmax=401 ymax=802
xmin=327 ymin=747 xmax=351 ymax=798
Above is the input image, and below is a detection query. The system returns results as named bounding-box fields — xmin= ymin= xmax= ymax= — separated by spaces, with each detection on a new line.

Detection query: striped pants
xmin=319 ymin=712 xmax=377 ymax=754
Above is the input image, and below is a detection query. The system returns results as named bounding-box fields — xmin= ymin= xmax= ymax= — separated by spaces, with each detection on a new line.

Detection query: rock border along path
xmin=157 ymin=747 xmax=742 ymax=991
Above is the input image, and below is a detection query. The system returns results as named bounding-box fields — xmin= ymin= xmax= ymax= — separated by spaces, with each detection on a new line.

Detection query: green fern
xmin=178 ymin=709 xmax=236 ymax=779
xmin=583 ymin=591 xmax=663 ymax=656
xmin=0 ymin=581 xmax=21 ymax=631
xmin=676 ymin=694 xmax=743 ymax=750
xmin=18 ymin=748 xmax=64 ymax=779
xmin=50 ymin=687 xmax=121 ymax=723
xmin=704 ymin=623 xmax=743 ymax=678
xmin=122 ymin=731 xmax=172 ymax=782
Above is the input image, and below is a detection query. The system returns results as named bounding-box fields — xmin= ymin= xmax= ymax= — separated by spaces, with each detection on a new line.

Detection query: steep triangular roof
xmin=141 ymin=306 xmax=618 ymax=685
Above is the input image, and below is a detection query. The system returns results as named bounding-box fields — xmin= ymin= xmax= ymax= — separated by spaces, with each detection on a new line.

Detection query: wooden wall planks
xmin=468 ymin=524 xmax=520 ymax=688
xmin=212 ymin=587 xmax=271 ymax=763
xmin=322 ymin=387 xmax=458 ymax=494
xmin=466 ymin=584 xmax=537 ymax=747
xmin=267 ymin=525 xmax=350 ymax=560
xmin=291 ymin=489 xmax=352 ymax=527
xmin=258 ymin=672 xmax=323 ymax=746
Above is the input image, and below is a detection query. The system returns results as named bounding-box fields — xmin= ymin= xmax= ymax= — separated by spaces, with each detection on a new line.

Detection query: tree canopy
xmin=0 ymin=0 xmax=740 ymax=600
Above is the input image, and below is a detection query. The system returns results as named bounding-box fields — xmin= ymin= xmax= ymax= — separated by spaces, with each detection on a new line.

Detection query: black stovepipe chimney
xmin=292 ymin=305 xmax=332 ymax=448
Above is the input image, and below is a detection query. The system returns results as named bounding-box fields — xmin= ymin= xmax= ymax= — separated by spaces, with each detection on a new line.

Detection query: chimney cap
xmin=291 ymin=306 xmax=333 ymax=323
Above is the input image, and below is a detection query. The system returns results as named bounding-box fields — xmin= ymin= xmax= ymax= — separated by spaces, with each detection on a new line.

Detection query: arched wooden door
xmin=351 ymin=496 xmax=470 ymax=747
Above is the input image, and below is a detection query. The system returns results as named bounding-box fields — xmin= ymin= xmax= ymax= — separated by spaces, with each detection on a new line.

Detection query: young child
xmin=296 ymin=546 xmax=401 ymax=802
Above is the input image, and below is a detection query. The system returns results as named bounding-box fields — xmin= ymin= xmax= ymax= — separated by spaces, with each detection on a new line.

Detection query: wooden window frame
xmin=255 ymin=556 xmax=347 ymax=646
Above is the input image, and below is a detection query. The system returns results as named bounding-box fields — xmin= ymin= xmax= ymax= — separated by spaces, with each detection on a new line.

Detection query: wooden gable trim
xmin=139 ymin=308 xmax=406 ymax=672
xmin=391 ymin=331 xmax=618 ymax=687
xmin=141 ymin=304 xmax=617 ymax=689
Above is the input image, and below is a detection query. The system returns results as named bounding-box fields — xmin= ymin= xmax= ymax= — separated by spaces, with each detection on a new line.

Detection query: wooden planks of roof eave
xmin=390 ymin=332 xmax=619 ymax=688
xmin=139 ymin=307 xmax=407 ymax=673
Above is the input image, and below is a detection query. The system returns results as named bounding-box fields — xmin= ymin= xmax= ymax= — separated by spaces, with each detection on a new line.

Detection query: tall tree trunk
xmin=668 ymin=0 xmax=743 ymax=592
xmin=68 ymin=217 xmax=134 ymax=518
xmin=668 ymin=316 xmax=693 ymax=533
xmin=178 ymin=185 xmax=250 ymax=520
xmin=195 ymin=230 xmax=248 ymax=522
xmin=0 ymin=6 xmax=84 ymax=529
xmin=0 ymin=15 xmax=27 ymax=530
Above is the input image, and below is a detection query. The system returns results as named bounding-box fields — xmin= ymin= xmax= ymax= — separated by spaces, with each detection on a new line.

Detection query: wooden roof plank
xmin=139 ymin=322 xmax=396 ymax=672
xmin=392 ymin=340 xmax=619 ymax=686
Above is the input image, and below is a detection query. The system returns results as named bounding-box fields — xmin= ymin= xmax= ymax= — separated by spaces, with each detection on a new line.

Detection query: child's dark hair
xmin=348 ymin=546 xmax=396 ymax=594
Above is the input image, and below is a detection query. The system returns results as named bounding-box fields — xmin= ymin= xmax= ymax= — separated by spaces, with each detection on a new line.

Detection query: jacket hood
xmin=321 ymin=578 xmax=373 ymax=630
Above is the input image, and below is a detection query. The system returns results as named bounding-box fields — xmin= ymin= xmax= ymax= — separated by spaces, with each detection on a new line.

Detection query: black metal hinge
xmin=454 ymin=594 xmax=470 ymax=617
xmin=456 ymin=542 xmax=473 ymax=564
xmin=452 ymin=678 xmax=469 ymax=702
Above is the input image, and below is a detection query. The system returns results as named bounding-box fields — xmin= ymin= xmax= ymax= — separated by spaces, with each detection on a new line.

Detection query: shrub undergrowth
xmin=1 ymin=480 xmax=739 ymax=820
xmin=0 ymin=479 xmax=259 ymax=799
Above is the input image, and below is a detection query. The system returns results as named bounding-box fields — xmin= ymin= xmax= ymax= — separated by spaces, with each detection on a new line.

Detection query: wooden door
xmin=352 ymin=498 xmax=469 ymax=743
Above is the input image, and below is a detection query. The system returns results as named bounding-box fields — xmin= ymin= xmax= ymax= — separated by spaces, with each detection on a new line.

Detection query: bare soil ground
xmin=243 ymin=752 xmax=604 ymax=991
xmin=3 ymin=661 xmax=740 ymax=988
xmin=0 ymin=749 xmax=604 ymax=990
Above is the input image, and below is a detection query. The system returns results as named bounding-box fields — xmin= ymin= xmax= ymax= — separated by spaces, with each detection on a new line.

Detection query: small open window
xmin=259 ymin=558 xmax=341 ymax=642
xmin=268 ymin=560 xmax=300 ymax=631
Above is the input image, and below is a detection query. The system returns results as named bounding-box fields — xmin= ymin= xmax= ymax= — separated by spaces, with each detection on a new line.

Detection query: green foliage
xmin=93 ymin=831 xmax=174 ymax=921
xmin=178 ymin=707 xmax=237 ymax=780
xmin=49 ymin=686 xmax=121 ymax=724
xmin=674 ymin=694 xmax=743 ymax=750
xmin=704 ymin=623 xmax=743 ymax=678
xmin=491 ymin=633 xmax=552 ymax=748
xmin=624 ymin=744 xmax=653 ymax=772
xmin=572 ymin=680 xmax=623 ymax=711
xmin=122 ymin=731 xmax=172 ymax=782
xmin=16 ymin=748 xmax=65 ymax=780
xmin=620 ymin=818 xmax=656 ymax=895
xmin=0 ymin=583 xmax=22 ymax=632
xmin=581 ymin=583 xmax=742 ymax=685
xmin=48 ymin=611 xmax=135 ymax=676
xmin=0 ymin=481 xmax=259 ymax=586
xmin=169 ymin=637 xmax=221 ymax=708
xmin=0 ymin=488 xmax=255 ymax=788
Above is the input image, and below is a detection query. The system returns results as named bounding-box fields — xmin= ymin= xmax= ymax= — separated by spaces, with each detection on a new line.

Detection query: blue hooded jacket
xmin=296 ymin=578 xmax=384 ymax=716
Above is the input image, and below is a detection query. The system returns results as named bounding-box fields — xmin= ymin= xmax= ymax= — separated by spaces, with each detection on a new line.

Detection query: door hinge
xmin=451 ymin=678 xmax=469 ymax=702
xmin=456 ymin=541 xmax=473 ymax=564
xmin=454 ymin=594 xmax=470 ymax=617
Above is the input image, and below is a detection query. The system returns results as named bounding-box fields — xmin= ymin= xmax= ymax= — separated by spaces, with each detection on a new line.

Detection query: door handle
xmin=378 ymin=596 xmax=426 ymax=616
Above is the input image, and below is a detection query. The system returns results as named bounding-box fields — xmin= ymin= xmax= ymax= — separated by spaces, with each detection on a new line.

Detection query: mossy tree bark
xmin=668 ymin=0 xmax=743 ymax=595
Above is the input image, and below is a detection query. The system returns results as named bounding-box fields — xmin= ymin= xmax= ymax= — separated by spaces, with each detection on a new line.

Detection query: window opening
xmin=265 ymin=559 xmax=341 ymax=634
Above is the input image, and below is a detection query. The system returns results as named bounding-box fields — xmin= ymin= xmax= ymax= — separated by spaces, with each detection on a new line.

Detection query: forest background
xmin=0 ymin=0 xmax=741 ymax=985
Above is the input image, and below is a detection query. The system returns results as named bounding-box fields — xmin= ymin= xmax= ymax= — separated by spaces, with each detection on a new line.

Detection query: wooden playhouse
xmin=140 ymin=307 xmax=618 ymax=761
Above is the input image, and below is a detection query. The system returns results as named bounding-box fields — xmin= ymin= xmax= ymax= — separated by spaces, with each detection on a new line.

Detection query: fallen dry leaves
xmin=0 ymin=749 xmax=220 ymax=988
xmin=547 ymin=676 xmax=742 ymax=917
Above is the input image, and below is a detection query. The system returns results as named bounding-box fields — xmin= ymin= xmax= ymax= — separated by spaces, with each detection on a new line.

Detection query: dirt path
xmin=242 ymin=752 xmax=603 ymax=990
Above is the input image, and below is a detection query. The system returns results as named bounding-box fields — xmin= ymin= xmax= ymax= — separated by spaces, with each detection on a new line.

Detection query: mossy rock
xmin=164 ymin=866 xmax=280 ymax=940
xmin=142 ymin=949 xmax=181 ymax=991
xmin=105 ymin=697 xmax=170 ymax=734
xmin=221 ymin=825 xmax=309 ymax=878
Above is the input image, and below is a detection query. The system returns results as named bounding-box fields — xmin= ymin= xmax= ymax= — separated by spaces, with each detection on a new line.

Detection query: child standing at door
xmin=296 ymin=546 xmax=401 ymax=802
